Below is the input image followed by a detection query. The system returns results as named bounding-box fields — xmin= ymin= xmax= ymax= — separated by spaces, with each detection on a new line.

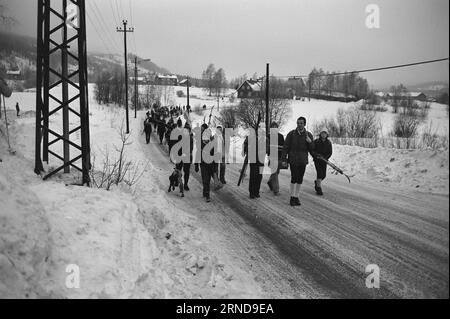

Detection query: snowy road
xmin=140 ymin=131 xmax=448 ymax=299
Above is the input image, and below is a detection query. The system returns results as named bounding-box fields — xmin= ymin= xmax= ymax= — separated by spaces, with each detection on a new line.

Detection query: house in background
xmin=6 ymin=69 xmax=21 ymax=80
xmin=155 ymin=74 xmax=178 ymax=86
xmin=407 ymin=92 xmax=427 ymax=101
xmin=237 ymin=79 xmax=262 ymax=98
xmin=394 ymin=91 xmax=427 ymax=102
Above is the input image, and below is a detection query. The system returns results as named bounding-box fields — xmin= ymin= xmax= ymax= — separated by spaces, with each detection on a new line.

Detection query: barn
xmin=155 ymin=74 xmax=178 ymax=86
xmin=237 ymin=79 xmax=262 ymax=98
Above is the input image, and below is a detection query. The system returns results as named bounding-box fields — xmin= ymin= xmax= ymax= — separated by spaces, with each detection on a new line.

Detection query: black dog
xmin=168 ymin=167 xmax=184 ymax=197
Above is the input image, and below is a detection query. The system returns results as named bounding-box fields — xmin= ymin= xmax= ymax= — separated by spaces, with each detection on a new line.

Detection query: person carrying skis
xmin=312 ymin=129 xmax=333 ymax=196
xmin=215 ymin=125 xmax=228 ymax=184
xmin=282 ymin=116 xmax=315 ymax=206
xmin=243 ymin=130 xmax=264 ymax=199
xmin=267 ymin=121 xmax=285 ymax=196
xmin=182 ymin=122 xmax=194 ymax=191
xmin=195 ymin=124 xmax=216 ymax=202
xmin=143 ymin=112 xmax=153 ymax=144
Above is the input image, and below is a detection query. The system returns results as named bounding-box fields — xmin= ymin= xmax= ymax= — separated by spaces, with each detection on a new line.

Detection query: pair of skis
xmin=317 ymin=155 xmax=351 ymax=183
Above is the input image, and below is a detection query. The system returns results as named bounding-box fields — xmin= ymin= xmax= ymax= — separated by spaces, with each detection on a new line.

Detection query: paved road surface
xmin=140 ymin=133 xmax=449 ymax=298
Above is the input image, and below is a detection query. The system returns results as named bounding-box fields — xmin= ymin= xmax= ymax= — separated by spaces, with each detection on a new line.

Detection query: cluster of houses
xmin=129 ymin=73 xmax=181 ymax=86
xmin=375 ymin=91 xmax=429 ymax=102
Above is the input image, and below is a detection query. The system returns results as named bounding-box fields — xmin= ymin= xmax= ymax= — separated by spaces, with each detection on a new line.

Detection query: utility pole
xmin=265 ymin=63 xmax=270 ymax=138
xmin=117 ymin=20 xmax=134 ymax=134
xmin=35 ymin=0 xmax=90 ymax=185
xmin=308 ymin=78 xmax=311 ymax=101
xmin=134 ymin=57 xmax=151 ymax=118
xmin=186 ymin=76 xmax=190 ymax=112
xmin=217 ymin=92 xmax=220 ymax=112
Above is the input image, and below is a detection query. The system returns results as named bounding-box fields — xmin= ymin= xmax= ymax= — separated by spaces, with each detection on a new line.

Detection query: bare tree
xmin=202 ymin=63 xmax=216 ymax=96
xmin=213 ymin=68 xmax=227 ymax=96
xmin=90 ymin=123 xmax=148 ymax=190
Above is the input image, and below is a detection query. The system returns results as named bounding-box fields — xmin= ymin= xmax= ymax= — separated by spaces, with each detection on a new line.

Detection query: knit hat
xmin=319 ymin=128 xmax=329 ymax=137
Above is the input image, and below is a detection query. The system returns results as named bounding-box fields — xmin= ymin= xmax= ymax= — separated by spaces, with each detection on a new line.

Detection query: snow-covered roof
xmin=130 ymin=76 xmax=145 ymax=81
xmin=397 ymin=92 xmax=426 ymax=98
xmin=237 ymin=79 xmax=262 ymax=92
xmin=248 ymin=81 xmax=262 ymax=92
xmin=408 ymin=92 xmax=426 ymax=97
xmin=7 ymin=70 xmax=21 ymax=75
xmin=156 ymin=74 xmax=178 ymax=80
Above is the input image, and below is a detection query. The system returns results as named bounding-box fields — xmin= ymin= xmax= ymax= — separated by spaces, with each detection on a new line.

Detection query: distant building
xmin=395 ymin=92 xmax=427 ymax=101
xmin=237 ymin=79 xmax=262 ymax=98
xmin=407 ymin=92 xmax=427 ymax=101
xmin=6 ymin=69 xmax=21 ymax=80
xmin=155 ymin=74 xmax=178 ymax=86
xmin=178 ymin=78 xmax=191 ymax=87
xmin=129 ymin=76 xmax=146 ymax=83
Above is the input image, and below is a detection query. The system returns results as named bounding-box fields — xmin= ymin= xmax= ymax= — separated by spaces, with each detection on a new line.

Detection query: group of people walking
xmin=144 ymin=106 xmax=333 ymax=207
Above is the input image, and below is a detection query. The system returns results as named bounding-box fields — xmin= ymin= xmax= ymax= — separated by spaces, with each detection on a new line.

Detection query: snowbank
xmin=0 ymin=86 xmax=264 ymax=298
xmin=331 ymin=144 xmax=449 ymax=195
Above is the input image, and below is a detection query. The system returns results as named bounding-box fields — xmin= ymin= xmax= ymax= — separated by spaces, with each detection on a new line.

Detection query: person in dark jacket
xmin=157 ymin=116 xmax=166 ymax=144
xmin=195 ymin=124 xmax=216 ymax=202
xmin=183 ymin=123 xmax=194 ymax=191
xmin=215 ymin=126 xmax=227 ymax=184
xmin=16 ymin=102 xmax=20 ymax=117
xmin=143 ymin=112 xmax=153 ymax=144
xmin=243 ymin=130 xmax=265 ymax=199
xmin=312 ymin=129 xmax=333 ymax=196
xmin=267 ymin=122 xmax=285 ymax=196
xmin=282 ymin=116 xmax=314 ymax=206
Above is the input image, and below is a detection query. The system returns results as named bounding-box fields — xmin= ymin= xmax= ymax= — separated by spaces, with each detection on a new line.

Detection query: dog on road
xmin=168 ymin=167 xmax=184 ymax=197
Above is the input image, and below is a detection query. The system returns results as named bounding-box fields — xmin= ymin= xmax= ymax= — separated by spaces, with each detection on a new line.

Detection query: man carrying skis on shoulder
xmin=282 ymin=116 xmax=315 ymax=207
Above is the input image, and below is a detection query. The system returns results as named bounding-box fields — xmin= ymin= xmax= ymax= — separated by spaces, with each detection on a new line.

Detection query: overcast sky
xmin=3 ymin=0 xmax=449 ymax=88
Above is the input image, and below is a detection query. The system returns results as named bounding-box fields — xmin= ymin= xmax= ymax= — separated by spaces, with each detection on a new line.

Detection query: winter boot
xmin=267 ymin=180 xmax=273 ymax=191
xmin=314 ymin=181 xmax=320 ymax=195
xmin=184 ymin=184 xmax=190 ymax=191
xmin=205 ymin=196 xmax=211 ymax=203
xmin=290 ymin=197 xmax=296 ymax=206
xmin=214 ymin=182 xmax=224 ymax=191
xmin=317 ymin=187 xmax=323 ymax=196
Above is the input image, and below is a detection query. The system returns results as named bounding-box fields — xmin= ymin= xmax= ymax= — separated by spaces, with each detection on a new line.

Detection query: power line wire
xmin=273 ymin=57 xmax=450 ymax=79
xmin=129 ymin=0 xmax=138 ymax=56
xmin=109 ymin=0 xmax=120 ymax=27
xmin=89 ymin=1 xmax=122 ymax=53
xmin=86 ymin=10 xmax=114 ymax=55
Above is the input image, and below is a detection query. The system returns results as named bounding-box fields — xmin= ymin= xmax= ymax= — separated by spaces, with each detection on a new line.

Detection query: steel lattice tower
xmin=35 ymin=0 xmax=90 ymax=185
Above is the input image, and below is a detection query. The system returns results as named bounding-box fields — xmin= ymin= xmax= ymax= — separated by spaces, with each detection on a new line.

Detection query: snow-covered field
xmin=0 ymin=84 xmax=448 ymax=298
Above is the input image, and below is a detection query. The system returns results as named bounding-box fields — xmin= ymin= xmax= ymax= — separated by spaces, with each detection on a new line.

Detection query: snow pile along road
xmin=330 ymin=145 xmax=449 ymax=195
xmin=0 ymin=87 xmax=264 ymax=299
